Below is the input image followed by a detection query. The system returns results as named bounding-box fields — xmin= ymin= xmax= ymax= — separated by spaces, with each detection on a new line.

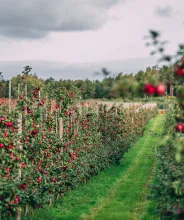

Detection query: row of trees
xmin=0 ymin=64 xmax=181 ymax=100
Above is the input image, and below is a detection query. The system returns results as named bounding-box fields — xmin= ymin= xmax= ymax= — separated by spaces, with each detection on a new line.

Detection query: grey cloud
xmin=0 ymin=0 xmax=123 ymax=39
xmin=155 ymin=6 xmax=173 ymax=17
xmin=1 ymin=28 xmax=46 ymax=39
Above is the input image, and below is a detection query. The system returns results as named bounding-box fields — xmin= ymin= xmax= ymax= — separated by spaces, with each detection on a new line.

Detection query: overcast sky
xmin=0 ymin=0 xmax=183 ymax=80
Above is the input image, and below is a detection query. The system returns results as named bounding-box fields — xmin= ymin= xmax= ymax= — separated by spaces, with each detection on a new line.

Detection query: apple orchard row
xmin=0 ymin=85 xmax=158 ymax=219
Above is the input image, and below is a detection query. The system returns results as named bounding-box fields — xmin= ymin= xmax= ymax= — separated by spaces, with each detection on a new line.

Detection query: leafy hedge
xmin=0 ymin=88 xmax=157 ymax=219
xmin=153 ymin=106 xmax=184 ymax=219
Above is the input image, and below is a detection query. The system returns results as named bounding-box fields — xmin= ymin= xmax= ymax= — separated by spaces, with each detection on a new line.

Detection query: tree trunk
xmin=16 ymin=207 xmax=21 ymax=220
xmin=24 ymin=204 xmax=28 ymax=217
xmin=170 ymin=82 xmax=173 ymax=96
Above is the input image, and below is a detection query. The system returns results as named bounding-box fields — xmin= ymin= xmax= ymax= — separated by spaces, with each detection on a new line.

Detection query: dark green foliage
xmin=0 ymin=65 xmax=177 ymax=100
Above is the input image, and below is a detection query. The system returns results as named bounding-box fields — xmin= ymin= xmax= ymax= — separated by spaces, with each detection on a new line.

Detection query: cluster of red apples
xmin=144 ymin=83 xmax=166 ymax=96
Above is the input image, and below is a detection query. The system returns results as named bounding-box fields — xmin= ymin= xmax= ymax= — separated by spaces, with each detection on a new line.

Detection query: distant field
xmin=0 ymin=98 xmax=157 ymax=114
xmin=85 ymin=100 xmax=157 ymax=111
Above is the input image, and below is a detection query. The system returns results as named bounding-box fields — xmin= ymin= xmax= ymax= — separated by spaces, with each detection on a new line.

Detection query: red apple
xmin=63 ymin=165 xmax=67 ymax=171
xmin=175 ymin=66 xmax=184 ymax=76
xmin=27 ymin=109 xmax=32 ymax=114
xmin=0 ymin=143 xmax=4 ymax=148
xmin=21 ymin=162 xmax=25 ymax=168
xmin=156 ymin=84 xmax=166 ymax=96
xmin=32 ymin=129 xmax=39 ymax=135
xmin=50 ymin=178 xmax=56 ymax=182
xmin=36 ymin=177 xmax=42 ymax=182
xmin=6 ymin=167 xmax=10 ymax=173
xmin=14 ymin=196 xmax=20 ymax=205
xmin=176 ymin=123 xmax=183 ymax=132
xmin=4 ymin=132 xmax=8 ymax=137
xmin=63 ymin=174 xmax=67 ymax=179
xmin=177 ymin=209 xmax=184 ymax=215
xmin=8 ymin=211 xmax=12 ymax=216
xmin=5 ymin=121 xmax=13 ymax=127
xmin=10 ymin=153 xmax=14 ymax=159
xmin=0 ymin=117 xmax=5 ymax=122
xmin=144 ymin=84 xmax=155 ymax=95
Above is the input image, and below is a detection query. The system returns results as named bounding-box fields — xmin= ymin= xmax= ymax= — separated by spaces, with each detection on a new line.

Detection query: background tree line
xmin=0 ymin=64 xmax=183 ymax=100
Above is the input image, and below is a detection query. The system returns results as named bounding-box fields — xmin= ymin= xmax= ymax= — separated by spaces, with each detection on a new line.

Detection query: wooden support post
xmin=86 ymin=102 xmax=89 ymax=112
xmin=68 ymin=109 xmax=73 ymax=149
xmin=25 ymin=83 xmax=27 ymax=99
xmin=55 ymin=112 xmax=58 ymax=134
xmin=39 ymin=91 xmax=43 ymax=122
xmin=59 ymin=118 xmax=63 ymax=140
xmin=24 ymin=203 xmax=28 ymax=217
xmin=76 ymin=112 xmax=79 ymax=132
xmin=18 ymin=83 xmax=20 ymax=98
xmin=115 ymin=106 xmax=117 ymax=116
xmin=45 ymin=95 xmax=48 ymax=119
xmin=170 ymin=83 xmax=173 ymax=97
xmin=9 ymin=80 xmax=11 ymax=113
xmin=59 ymin=117 xmax=64 ymax=169
xmin=17 ymin=114 xmax=22 ymax=220
xmin=16 ymin=207 xmax=21 ymax=220
xmin=82 ymin=177 xmax=87 ymax=184
xmin=49 ymin=199 xmax=53 ymax=206
xmin=69 ymin=109 xmax=73 ymax=127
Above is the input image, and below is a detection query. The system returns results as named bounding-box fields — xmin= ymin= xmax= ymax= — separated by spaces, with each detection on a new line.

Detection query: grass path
xmin=25 ymin=114 xmax=165 ymax=220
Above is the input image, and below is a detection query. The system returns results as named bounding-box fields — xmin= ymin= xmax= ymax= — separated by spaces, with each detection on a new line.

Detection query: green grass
xmin=25 ymin=115 xmax=165 ymax=220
